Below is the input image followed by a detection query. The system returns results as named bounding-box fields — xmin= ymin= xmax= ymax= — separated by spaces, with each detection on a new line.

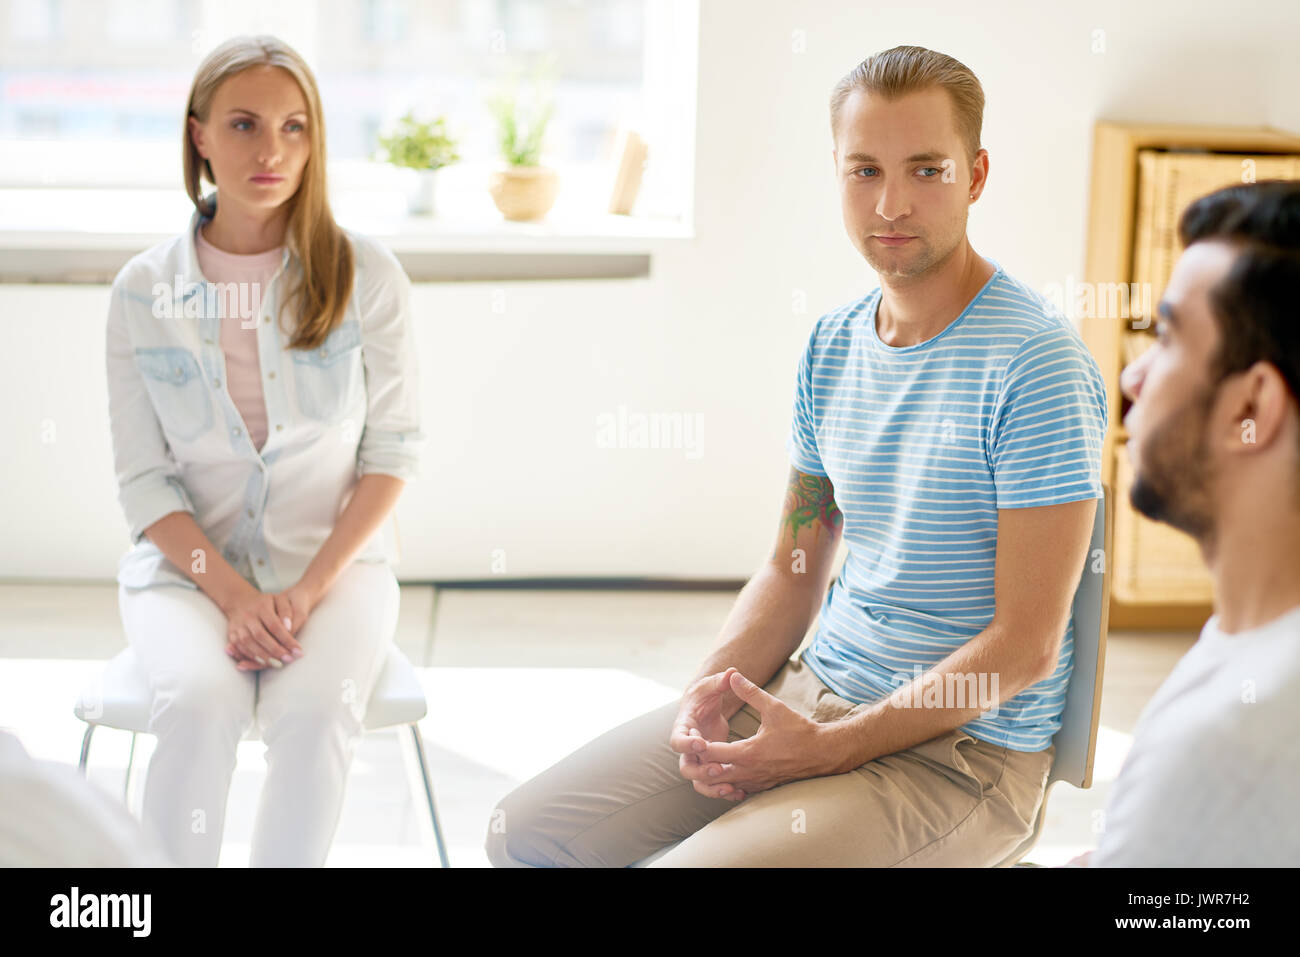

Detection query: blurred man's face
xmin=1120 ymin=240 xmax=1238 ymax=540
xmin=832 ymin=86 xmax=982 ymax=279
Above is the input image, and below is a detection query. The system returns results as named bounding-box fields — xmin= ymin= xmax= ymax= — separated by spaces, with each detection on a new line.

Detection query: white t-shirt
xmin=0 ymin=729 xmax=172 ymax=866
xmin=1093 ymin=604 xmax=1300 ymax=866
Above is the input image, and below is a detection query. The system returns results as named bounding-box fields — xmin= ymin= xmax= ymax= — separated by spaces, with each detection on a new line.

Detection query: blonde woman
xmin=104 ymin=35 xmax=424 ymax=867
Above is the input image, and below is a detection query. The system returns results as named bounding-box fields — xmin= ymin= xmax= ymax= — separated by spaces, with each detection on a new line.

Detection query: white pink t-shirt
xmin=195 ymin=223 xmax=282 ymax=453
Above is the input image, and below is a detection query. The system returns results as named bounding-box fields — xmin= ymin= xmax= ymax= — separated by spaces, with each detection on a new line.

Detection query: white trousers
xmin=118 ymin=560 xmax=400 ymax=867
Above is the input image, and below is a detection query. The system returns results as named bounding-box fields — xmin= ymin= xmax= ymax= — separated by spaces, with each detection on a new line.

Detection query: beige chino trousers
xmin=486 ymin=655 xmax=1053 ymax=867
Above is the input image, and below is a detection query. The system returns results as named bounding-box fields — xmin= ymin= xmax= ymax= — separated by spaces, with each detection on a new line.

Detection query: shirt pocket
xmin=133 ymin=346 xmax=213 ymax=443
xmin=290 ymin=318 xmax=363 ymax=422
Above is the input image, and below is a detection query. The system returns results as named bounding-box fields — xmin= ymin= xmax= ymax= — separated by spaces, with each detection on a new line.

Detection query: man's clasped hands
xmin=669 ymin=667 xmax=852 ymax=803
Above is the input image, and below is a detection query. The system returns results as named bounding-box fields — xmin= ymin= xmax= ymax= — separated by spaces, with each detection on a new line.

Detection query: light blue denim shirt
xmin=105 ymin=195 xmax=425 ymax=592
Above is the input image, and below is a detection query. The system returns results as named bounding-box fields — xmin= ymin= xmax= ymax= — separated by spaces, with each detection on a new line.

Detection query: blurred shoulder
xmin=345 ymin=229 xmax=407 ymax=285
xmin=111 ymin=231 xmax=187 ymax=294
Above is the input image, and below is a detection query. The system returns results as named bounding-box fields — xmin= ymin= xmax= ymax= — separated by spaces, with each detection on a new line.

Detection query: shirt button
xmin=276 ymin=424 xmax=283 ymax=431
xmin=204 ymin=337 xmax=214 ymax=345
xmin=232 ymin=426 xmax=241 ymax=436
xmin=319 ymin=348 xmax=328 ymax=357
xmin=213 ymin=378 xmax=221 ymax=388
xmin=247 ymin=508 xmax=255 ymax=518
xmin=268 ymin=371 xmax=276 ymax=379
xmin=264 ymin=315 xmax=271 ymax=324
xmin=256 ymin=558 xmax=265 ymax=566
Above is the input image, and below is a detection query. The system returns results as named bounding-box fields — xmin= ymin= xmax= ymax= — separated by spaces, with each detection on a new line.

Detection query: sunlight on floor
xmin=1 ymin=655 xmax=1140 ymax=868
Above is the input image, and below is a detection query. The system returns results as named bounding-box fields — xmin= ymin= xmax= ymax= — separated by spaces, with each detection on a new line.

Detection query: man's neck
xmin=875 ymin=241 xmax=995 ymax=347
xmin=202 ymin=198 xmax=289 ymax=255
xmin=1203 ymin=472 xmax=1300 ymax=634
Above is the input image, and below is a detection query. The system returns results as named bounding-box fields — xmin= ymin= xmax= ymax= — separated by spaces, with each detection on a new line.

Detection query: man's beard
xmin=1129 ymin=387 xmax=1218 ymax=545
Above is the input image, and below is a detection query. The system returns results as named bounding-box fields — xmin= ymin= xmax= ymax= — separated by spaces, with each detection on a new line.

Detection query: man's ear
xmin=969 ymin=148 xmax=990 ymax=199
xmin=1222 ymin=362 xmax=1291 ymax=455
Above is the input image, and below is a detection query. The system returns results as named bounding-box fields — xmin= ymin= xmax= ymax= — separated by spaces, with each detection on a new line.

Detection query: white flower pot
xmin=406 ymin=168 xmax=439 ymax=216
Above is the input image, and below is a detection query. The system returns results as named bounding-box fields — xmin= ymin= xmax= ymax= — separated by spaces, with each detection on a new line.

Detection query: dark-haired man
xmin=1090 ymin=179 xmax=1300 ymax=866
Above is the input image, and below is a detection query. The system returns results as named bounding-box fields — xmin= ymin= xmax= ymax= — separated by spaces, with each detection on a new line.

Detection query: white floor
xmin=0 ymin=582 xmax=1198 ymax=867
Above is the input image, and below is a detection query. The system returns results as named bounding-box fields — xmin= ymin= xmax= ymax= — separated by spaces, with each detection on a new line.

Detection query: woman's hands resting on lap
xmin=222 ymin=582 xmax=316 ymax=671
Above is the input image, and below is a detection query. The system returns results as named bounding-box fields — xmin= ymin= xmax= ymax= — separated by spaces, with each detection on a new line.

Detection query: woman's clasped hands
xmin=223 ymin=583 xmax=316 ymax=671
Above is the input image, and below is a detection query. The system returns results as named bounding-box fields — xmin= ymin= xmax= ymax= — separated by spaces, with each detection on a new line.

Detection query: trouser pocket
xmin=948 ymin=733 xmax=1007 ymax=796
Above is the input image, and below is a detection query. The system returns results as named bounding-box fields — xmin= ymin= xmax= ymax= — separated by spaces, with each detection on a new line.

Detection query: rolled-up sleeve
xmin=104 ymin=275 xmax=196 ymax=545
xmin=354 ymin=238 xmax=426 ymax=482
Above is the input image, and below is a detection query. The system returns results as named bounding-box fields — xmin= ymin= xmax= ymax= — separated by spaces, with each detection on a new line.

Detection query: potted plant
xmin=374 ymin=111 xmax=460 ymax=216
xmin=487 ymin=73 xmax=558 ymax=221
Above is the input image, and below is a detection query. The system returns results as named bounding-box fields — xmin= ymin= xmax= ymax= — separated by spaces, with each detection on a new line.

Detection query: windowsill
xmin=0 ymin=183 xmax=694 ymax=283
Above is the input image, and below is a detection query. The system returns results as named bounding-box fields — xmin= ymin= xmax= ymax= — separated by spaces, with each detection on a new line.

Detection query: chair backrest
xmin=1048 ymin=488 xmax=1111 ymax=790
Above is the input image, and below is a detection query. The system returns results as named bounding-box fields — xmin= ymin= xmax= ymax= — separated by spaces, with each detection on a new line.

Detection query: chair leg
xmin=399 ymin=723 xmax=450 ymax=868
xmin=77 ymin=724 xmax=95 ymax=775
xmin=123 ymin=732 xmax=138 ymax=805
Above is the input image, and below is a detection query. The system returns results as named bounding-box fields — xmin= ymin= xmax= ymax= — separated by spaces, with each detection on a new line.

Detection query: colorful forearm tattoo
xmin=780 ymin=469 xmax=843 ymax=550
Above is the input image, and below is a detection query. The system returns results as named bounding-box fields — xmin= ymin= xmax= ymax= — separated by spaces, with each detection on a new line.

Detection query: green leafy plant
xmin=374 ymin=112 xmax=461 ymax=171
xmin=487 ymin=67 xmax=556 ymax=167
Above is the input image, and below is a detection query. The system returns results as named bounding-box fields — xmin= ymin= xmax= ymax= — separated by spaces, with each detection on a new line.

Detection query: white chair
xmin=73 ymin=643 xmax=450 ymax=867
xmin=994 ymin=486 xmax=1111 ymax=866
xmin=634 ymin=489 xmax=1111 ymax=867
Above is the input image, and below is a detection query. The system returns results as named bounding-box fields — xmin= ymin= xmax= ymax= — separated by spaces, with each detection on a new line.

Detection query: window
xmin=0 ymin=0 xmax=697 ymax=232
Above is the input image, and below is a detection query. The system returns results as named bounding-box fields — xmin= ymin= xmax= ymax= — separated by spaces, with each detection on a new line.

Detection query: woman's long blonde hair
xmin=183 ymin=35 xmax=353 ymax=351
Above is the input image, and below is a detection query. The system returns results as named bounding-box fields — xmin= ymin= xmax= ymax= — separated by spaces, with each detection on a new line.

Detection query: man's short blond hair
xmin=829 ymin=45 xmax=985 ymax=167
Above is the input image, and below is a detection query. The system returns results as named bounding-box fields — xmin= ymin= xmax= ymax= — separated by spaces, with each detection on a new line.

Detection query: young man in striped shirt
xmin=486 ymin=45 xmax=1107 ymax=867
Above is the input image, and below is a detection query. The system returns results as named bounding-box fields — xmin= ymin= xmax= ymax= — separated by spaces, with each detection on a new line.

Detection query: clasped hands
xmin=668 ymin=667 xmax=846 ymax=802
xmin=222 ymin=581 xmax=317 ymax=671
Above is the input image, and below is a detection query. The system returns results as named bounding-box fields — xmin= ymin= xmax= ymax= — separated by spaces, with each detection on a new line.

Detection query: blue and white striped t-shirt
xmin=786 ymin=261 xmax=1107 ymax=752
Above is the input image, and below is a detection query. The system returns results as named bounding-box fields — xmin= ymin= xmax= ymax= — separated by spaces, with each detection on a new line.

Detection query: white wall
xmin=3 ymin=0 xmax=1297 ymax=582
